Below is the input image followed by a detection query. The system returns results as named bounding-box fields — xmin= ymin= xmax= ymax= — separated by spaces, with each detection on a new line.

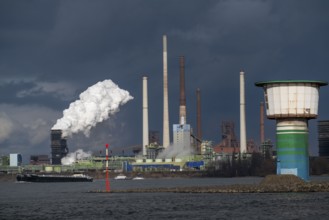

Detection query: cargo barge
xmin=16 ymin=173 xmax=93 ymax=182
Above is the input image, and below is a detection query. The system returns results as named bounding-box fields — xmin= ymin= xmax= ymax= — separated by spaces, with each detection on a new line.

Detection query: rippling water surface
xmin=1 ymin=176 xmax=329 ymax=219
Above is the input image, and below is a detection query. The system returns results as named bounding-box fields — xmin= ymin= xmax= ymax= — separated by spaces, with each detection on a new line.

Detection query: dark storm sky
xmin=0 ymin=0 xmax=328 ymax=160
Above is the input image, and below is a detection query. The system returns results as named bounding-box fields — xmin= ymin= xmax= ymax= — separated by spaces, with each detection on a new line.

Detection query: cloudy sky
xmin=0 ymin=0 xmax=328 ymax=162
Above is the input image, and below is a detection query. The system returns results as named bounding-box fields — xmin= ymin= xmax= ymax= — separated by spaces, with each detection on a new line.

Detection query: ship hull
xmin=16 ymin=174 xmax=93 ymax=182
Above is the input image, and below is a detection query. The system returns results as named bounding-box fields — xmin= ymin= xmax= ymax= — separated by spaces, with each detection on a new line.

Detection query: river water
xmin=1 ymin=176 xmax=329 ymax=219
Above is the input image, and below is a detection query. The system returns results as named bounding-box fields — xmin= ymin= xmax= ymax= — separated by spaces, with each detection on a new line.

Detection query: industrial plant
xmin=1 ymin=35 xmax=329 ymax=180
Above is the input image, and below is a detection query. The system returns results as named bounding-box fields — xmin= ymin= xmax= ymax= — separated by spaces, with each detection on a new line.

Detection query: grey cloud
xmin=0 ymin=0 xmax=328 ymax=158
xmin=16 ymin=81 xmax=78 ymax=101
xmin=0 ymin=104 xmax=62 ymax=156
xmin=0 ymin=113 xmax=14 ymax=142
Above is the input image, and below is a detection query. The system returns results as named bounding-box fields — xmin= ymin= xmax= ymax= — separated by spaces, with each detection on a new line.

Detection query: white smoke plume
xmin=52 ymin=79 xmax=133 ymax=137
xmin=157 ymin=143 xmax=195 ymax=159
xmin=61 ymin=149 xmax=92 ymax=165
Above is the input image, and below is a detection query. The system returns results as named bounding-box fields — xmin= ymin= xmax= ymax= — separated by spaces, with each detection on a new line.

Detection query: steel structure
xmin=50 ymin=129 xmax=68 ymax=165
xmin=318 ymin=120 xmax=329 ymax=157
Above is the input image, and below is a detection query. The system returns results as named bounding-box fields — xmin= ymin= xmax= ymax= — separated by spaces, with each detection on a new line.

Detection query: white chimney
xmin=240 ymin=70 xmax=247 ymax=153
xmin=163 ymin=35 xmax=170 ymax=148
xmin=142 ymin=76 xmax=149 ymax=156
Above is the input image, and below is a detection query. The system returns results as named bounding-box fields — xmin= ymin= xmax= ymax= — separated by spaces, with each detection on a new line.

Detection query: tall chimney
xmin=162 ymin=35 xmax=170 ymax=148
xmin=240 ymin=70 xmax=247 ymax=153
xmin=142 ymin=76 xmax=149 ymax=156
xmin=179 ymin=56 xmax=186 ymax=124
xmin=196 ymin=88 xmax=202 ymax=152
xmin=260 ymin=101 xmax=265 ymax=145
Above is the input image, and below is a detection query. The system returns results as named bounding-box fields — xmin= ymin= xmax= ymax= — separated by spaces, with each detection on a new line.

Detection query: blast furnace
xmin=50 ymin=129 xmax=69 ymax=165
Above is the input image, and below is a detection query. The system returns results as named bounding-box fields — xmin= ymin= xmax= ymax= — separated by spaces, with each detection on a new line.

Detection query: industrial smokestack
xmin=196 ymin=88 xmax=202 ymax=152
xmin=260 ymin=102 xmax=265 ymax=144
xmin=240 ymin=70 xmax=247 ymax=153
xmin=162 ymin=35 xmax=170 ymax=148
xmin=142 ymin=76 xmax=149 ymax=156
xmin=179 ymin=56 xmax=187 ymax=125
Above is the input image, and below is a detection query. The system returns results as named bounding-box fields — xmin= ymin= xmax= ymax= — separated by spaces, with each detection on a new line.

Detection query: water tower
xmin=255 ymin=80 xmax=327 ymax=180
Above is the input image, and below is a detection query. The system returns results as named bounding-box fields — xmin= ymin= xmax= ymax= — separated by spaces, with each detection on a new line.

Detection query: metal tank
xmin=255 ymin=80 xmax=327 ymax=180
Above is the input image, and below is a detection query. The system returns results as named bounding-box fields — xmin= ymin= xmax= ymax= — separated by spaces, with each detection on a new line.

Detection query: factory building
xmin=220 ymin=121 xmax=239 ymax=148
xmin=30 ymin=155 xmax=50 ymax=165
xmin=149 ymin=130 xmax=160 ymax=145
xmin=51 ymin=129 xmax=69 ymax=165
xmin=146 ymin=143 xmax=163 ymax=159
xmin=213 ymin=121 xmax=240 ymax=156
xmin=0 ymin=156 xmax=9 ymax=166
xmin=318 ymin=120 xmax=329 ymax=157
xmin=173 ymin=124 xmax=192 ymax=150
xmin=10 ymin=153 xmax=22 ymax=167
xmin=260 ymin=140 xmax=274 ymax=159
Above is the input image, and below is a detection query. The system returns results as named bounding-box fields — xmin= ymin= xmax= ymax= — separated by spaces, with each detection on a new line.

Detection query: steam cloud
xmin=61 ymin=149 xmax=92 ymax=165
xmin=157 ymin=143 xmax=195 ymax=159
xmin=52 ymin=79 xmax=133 ymax=137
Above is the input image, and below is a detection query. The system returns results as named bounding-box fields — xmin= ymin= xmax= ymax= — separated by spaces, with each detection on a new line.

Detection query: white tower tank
xmin=255 ymin=80 xmax=327 ymax=181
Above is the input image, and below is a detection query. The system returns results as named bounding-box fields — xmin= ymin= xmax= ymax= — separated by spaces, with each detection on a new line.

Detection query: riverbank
xmin=90 ymin=175 xmax=329 ymax=193
xmin=0 ymin=173 xmax=16 ymax=182
xmin=3 ymin=172 xmax=329 ymax=193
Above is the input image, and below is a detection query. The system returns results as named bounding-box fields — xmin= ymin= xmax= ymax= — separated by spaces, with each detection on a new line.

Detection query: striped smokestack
xmin=162 ymin=35 xmax=170 ymax=148
xmin=179 ymin=56 xmax=186 ymax=125
xmin=196 ymin=88 xmax=202 ymax=152
xmin=240 ymin=70 xmax=247 ymax=153
xmin=142 ymin=76 xmax=149 ymax=156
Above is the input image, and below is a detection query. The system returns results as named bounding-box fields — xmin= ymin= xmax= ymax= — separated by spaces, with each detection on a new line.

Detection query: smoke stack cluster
xmin=162 ymin=35 xmax=170 ymax=148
